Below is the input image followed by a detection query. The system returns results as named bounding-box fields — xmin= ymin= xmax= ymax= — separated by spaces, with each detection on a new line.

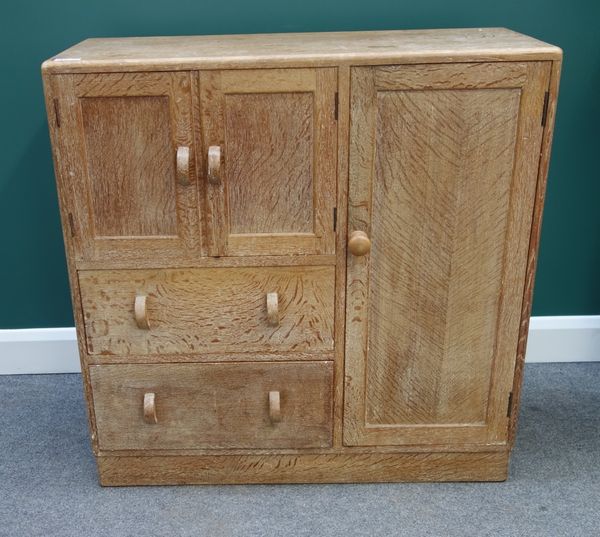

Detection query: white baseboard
xmin=0 ymin=316 xmax=598 ymax=374
xmin=524 ymin=315 xmax=600 ymax=363
xmin=0 ymin=327 xmax=79 ymax=374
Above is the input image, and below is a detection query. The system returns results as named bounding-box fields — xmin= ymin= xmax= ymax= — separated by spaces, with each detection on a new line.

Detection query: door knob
xmin=348 ymin=231 xmax=371 ymax=256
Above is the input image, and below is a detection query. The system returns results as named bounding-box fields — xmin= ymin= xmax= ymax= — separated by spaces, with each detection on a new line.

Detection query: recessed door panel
xmin=225 ymin=92 xmax=314 ymax=235
xmin=80 ymin=95 xmax=178 ymax=238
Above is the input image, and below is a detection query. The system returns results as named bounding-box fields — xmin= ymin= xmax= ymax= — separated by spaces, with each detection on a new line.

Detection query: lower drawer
xmin=90 ymin=361 xmax=333 ymax=451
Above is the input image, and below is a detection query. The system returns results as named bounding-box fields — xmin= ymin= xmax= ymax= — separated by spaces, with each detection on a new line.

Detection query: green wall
xmin=1 ymin=0 xmax=598 ymax=328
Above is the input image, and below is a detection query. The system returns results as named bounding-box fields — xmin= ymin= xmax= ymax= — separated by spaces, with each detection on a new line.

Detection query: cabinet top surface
xmin=43 ymin=28 xmax=561 ymax=73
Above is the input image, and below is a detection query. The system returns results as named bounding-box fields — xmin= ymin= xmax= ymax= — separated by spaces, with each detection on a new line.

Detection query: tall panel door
xmin=199 ymin=68 xmax=337 ymax=256
xmin=343 ymin=62 xmax=551 ymax=447
xmin=54 ymin=72 xmax=200 ymax=263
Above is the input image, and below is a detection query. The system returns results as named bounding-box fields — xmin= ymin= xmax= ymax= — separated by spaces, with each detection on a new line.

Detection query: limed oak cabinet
xmin=42 ymin=28 xmax=561 ymax=485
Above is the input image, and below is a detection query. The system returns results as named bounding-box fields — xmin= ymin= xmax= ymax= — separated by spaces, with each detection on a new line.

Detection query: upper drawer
xmin=90 ymin=361 xmax=333 ymax=450
xmin=79 ymin=266 xmax=335 ymax=356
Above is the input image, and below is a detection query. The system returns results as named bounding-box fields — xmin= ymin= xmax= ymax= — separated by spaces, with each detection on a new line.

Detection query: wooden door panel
xmin=225 ymin=92 xmax=314 ymax=235
xmin=80 ymin=95 xmax=178 ymax=237
xmin=200 ymin=68 xmax=337 ymax=256
xmin=344 ymin=62 xmax=551 ymax=447
xmin=367 ymin=87 xmax=520 ymax=427
xmin=55 ymin=72 xmax=201 ymax=263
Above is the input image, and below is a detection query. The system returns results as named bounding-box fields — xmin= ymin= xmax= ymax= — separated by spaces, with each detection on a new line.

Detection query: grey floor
xmin=0 ymin=363 xmax=598 ymax=537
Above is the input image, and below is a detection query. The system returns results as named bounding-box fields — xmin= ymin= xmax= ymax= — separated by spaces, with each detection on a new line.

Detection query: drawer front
xmin=90 ymin=362 xmax=333 ymax=450
xmin=79 ymin=266 xmax=334 ymax=356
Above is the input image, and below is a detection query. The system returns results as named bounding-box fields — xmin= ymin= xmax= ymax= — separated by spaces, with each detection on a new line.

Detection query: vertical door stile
xmin=199 ymin=70 xmax=228 ymax=257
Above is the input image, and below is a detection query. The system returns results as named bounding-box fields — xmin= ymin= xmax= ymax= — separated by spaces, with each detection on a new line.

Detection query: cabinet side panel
xmin=509 ymin=59 xmax=562 ymax=446
xmin=42 ymin=73 xmax=99 ymax=452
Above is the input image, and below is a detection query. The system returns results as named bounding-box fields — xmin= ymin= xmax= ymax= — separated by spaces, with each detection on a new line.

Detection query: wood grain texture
xmin=52 ymin=72 xmax=202 ymax=263
xmin=80 ymin=95 xmax=177 ymax=237
xmin=95 ymin=440 xmax=507 ymax=458
xmin=225 ymin=91 xmax=314 ymax=234
xmin=344 ymin=62 xmax=552 ymax=447
xmin=374 ymin=61 xmax=529 ymax=89
xmin=79 ymin=266 xmax=335 ymax=356
xmin=42 ymin=74 xmax=100 ymax=454
xmin=42 ymin=28 xmax=561 ymax=74
xmin=200 ymin=68 xmax=337 ymax=256
xmin=199 ymin=69 xmax=230 ymax=256
xmin=87 ymin=351 xmax=335 ymax=365
xmin=75 ymin=254 xmax=337 ymax=271
xmin=90 ymin=361 xmax=333 ymax=450
xmin=366 ymin=86 xmax=519 ymax=427
xmin=97 ymin=451 xmax=509 ymax=485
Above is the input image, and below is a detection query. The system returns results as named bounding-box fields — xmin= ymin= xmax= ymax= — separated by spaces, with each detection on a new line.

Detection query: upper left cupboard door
xmin=47 ymin=72 xmax=202 ymax=264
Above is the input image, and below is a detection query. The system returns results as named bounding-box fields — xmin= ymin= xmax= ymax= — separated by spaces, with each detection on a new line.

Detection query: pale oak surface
xmin=90 ymin=362 xmax=334 ymax=451
xmin=343 ymin=61 xmax=551 ymax=447
xmin=79 ymin=266 xmax=335 ymax=356
xmin=43 ymin=28 xmax=561 ymax=72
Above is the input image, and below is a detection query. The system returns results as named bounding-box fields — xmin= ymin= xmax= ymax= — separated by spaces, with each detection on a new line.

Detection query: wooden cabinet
xmin=42 ymin=28 xmax=562 ymax=485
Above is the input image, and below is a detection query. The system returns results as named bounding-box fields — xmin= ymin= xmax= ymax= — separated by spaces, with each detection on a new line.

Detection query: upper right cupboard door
xmin=344 ymin=62 xmax=551 ymax=447
xmin=199 ymin=68 xmax=337 ymax=257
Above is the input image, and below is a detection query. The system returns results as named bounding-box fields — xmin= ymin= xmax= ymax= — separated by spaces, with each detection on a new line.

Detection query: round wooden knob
xmin=348 ymin=231 xmax=371 ymax=256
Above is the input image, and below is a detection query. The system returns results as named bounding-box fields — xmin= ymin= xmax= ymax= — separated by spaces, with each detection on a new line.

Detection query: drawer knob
xmin=348 ymin=230 xmax=371 ymax=256
xmin=269 ymin=391 xmax=281 ymax=423
xmin=207 ymin=145 xmax=221 ymax=184
xmin=134 ymin=295 xmax=150 ymax=330
xmin=176 ymin=146 xmax=191 ymax=185
xmin=266 ymin=292 xmax=279 ymax=326
xmin=143 ymin=392 xmax=157 ymax=424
